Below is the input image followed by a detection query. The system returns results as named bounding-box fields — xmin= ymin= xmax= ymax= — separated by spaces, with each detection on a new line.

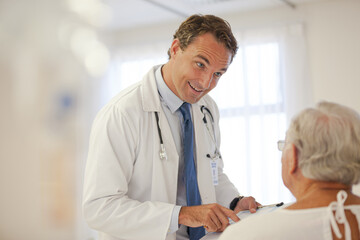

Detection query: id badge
xmin=210 ymin=156 xmax=220 ymax=186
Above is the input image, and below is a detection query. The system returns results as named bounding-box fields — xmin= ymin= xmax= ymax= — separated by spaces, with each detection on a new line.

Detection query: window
xmin=210 ymin=41 xmax=292 ymax=204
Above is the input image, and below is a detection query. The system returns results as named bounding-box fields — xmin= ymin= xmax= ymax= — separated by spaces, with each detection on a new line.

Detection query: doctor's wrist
xmin=229 ymin=196 xmax=244 ymax=210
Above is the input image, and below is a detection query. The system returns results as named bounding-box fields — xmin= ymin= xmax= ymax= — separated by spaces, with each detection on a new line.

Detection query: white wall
xmin=305 ymin=0 xmax=360 ymax=109
xmin=304 ymin=0 xmax=360 ymax=194
xmin=108 ymin=0 xmax=360 ymax=193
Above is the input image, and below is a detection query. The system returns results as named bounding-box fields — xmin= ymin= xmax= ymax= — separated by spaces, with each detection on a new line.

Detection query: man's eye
xmin=196 ymin=62 xmax=204 ymax=68
xmin=214 ymin=72 xmax=222 ymax=77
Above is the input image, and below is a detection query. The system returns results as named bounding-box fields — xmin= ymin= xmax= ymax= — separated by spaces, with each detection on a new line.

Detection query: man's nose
xmin=198 ymin=72 xmax=214 ymax=89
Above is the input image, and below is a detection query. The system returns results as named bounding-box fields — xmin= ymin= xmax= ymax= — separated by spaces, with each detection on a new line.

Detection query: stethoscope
xmin=154 ymin=105 xmax=221 ymax=161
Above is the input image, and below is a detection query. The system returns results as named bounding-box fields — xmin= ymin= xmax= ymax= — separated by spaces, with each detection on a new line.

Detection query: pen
xmin=258 ymin=202 xmax=284 ymax=209
xmin=237 ymin=201 xmax=284 ymax=212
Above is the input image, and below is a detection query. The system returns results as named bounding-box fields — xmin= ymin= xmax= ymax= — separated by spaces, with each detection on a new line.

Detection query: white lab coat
xmin=83 ymin=66 xmax=239 ymax=240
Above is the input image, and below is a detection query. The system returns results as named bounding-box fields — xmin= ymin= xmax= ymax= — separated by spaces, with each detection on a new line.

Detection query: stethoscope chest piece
xmin=159 ymin=144 xmax=167 ymax=161
xmin=155 ymin=112 xmax=168 ymax=161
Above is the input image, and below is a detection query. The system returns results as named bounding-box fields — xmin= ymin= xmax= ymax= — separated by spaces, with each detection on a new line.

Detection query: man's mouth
xmin=188 ymin=82 xmax=203 ymax=93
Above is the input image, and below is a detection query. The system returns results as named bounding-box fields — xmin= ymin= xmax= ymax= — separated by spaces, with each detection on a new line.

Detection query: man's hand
xmin=233 ymin=196 xmax=261 ymax=214
xmin=179 ymin=204 xmax=240 ymax=233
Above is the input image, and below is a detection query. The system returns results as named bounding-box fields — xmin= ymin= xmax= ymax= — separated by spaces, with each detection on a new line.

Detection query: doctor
xmin=83 ymin=14 xmax=259 ymax=240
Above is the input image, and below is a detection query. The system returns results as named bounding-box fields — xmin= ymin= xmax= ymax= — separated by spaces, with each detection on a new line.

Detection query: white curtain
xmin=210 ymin=24 xmax=312 ymax=204
xmin=105 ymin=23 xmax=312 ymax=205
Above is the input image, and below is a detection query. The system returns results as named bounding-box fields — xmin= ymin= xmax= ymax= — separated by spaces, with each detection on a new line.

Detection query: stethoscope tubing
xmin=155 ymin=105 xmax=219 ymax=160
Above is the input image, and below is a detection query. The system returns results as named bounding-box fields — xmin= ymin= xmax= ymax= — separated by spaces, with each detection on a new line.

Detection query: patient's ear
xmin=289 ymin=144 xmax=298 ymax=174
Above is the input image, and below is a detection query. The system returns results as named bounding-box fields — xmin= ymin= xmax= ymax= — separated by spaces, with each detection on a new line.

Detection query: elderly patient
xmin=219 ymin=101 xmax=360 ymax=240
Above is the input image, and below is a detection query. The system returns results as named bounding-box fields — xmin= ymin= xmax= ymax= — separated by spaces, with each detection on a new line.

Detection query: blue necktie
xmin=179 ymin=102 xmax=205 ymax=240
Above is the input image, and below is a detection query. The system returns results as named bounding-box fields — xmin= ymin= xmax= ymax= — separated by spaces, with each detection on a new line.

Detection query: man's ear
xmin=289 ymin=144 xmax=299 ymax=174
xmin=170 ymin=39 xmax=181 ymax=58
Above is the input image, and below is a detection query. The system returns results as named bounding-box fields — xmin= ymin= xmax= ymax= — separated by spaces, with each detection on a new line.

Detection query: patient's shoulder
xmin=219 ymin=208 xmax=327 ymax=240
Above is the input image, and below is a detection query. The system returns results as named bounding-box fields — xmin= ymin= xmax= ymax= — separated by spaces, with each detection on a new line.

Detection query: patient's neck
xmin=288 ymin=181 xmax=353 ymax=209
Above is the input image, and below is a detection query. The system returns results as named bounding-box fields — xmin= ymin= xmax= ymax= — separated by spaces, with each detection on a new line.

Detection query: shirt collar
xmin=155 ymin=65 xmax=183 ymax=113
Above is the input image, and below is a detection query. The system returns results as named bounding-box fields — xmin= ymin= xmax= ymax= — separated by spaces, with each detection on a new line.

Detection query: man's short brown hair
xmin=168 ymin=14 xmax=238 ymax=62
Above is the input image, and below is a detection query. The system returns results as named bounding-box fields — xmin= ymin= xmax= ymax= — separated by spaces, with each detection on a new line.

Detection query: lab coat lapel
xmin=141 ymin=67 xmax=179 ymax=204
xmin=193 ymin=101 xmax=217 ymax=204
xmin=151 ymin=111 xmax=179 ymax=203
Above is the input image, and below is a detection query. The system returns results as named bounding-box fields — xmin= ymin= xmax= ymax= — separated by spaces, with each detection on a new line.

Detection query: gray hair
xmin=286 ymin=101 xmax=360 ymax=185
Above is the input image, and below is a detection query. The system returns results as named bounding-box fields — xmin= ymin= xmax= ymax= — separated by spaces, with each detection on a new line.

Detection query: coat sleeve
xmin=82 ymin=104 xmax=174 ymax=240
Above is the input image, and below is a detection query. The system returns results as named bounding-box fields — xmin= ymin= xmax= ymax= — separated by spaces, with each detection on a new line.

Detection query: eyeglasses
xmin=277 ymin=140 xmax=285 ymax=151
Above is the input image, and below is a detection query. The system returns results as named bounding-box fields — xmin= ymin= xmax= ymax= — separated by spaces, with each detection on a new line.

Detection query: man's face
xmin=166 ymin=33 xmax=232 ymax=104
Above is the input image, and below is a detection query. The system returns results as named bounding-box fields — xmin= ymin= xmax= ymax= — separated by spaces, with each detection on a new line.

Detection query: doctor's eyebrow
xmin=196 ymin=54 xmax=228 ymax=72
xmin=197 ymin=54 xmax=210 ymax=65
